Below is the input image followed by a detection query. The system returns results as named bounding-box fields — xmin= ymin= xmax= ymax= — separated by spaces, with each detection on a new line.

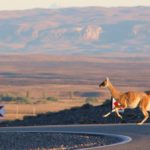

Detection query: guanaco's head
xmin=99 ymin=77 xmax=110 ymax=88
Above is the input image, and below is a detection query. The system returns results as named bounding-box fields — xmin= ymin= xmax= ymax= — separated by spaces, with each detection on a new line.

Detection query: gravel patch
xmin=0 ymin=132 xmax=122 ymax=150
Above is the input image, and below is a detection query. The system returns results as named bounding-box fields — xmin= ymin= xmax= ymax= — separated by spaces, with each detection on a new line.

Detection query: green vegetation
xmin=46 ymin=96 xmax=58 ymax=102
xmin=15 ymin=97 xmax=30 ymax=104
xmin=0 ymin=94 xmax=30 ymax=104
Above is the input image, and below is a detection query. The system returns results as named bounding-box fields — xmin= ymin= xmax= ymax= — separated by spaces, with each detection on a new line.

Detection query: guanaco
xmin=99 ymin=77 xmax=150 ymax=125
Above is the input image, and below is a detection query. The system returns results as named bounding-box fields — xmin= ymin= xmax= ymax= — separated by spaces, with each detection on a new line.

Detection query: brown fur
xmin=99 ymin=77 xmax=150 ymax=125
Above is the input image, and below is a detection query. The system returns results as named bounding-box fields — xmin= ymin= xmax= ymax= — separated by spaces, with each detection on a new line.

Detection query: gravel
xmin=0 ymin=132 xmax=122 ymax=150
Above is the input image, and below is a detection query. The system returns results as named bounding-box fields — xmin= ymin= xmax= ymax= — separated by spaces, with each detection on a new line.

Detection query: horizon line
xmin=0 ymin=5 xmax=149 ymax=12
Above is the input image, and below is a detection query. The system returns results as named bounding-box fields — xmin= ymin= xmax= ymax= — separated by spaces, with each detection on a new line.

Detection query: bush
xmin=0 ymin=95 xmax=15 ymax=101
xmin=15 ymin=97 xmax=30 ymax=104
xmin=0 ymin=94 xmax=30 ymax=104
xmin=47 ymin=97 xmax=58 ymax=102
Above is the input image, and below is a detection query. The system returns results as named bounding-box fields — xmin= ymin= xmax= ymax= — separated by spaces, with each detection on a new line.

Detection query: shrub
xmin=0 ymin=94 xmax=30 ymax=104
xmin=47 ymin=97 xmax=58 ymax=102
xmin=0 ymin=95 xmax=15 ymax=101
xmin=15 ymin=97 xmax=30 ymax=104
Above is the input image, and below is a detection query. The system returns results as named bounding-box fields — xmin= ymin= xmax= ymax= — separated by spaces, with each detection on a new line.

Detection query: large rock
xmin=83 ymin=25 xmax=102 ymax=41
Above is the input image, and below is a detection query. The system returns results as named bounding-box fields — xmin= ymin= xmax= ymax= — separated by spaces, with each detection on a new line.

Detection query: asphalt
xmin=0 ymin=124 xmax=150 ymax=150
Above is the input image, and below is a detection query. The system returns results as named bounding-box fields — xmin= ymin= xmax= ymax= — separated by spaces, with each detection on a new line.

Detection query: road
xmin=0 ymin=124 xmax=150 ymax=150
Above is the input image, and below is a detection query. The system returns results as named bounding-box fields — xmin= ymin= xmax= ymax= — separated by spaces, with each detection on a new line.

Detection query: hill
xmin=0 ymin=7 xmax=150 ymax=55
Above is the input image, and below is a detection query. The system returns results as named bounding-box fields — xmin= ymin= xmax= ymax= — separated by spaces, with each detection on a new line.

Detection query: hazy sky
xmin=0 ymin=0 xmax=150 ymax=10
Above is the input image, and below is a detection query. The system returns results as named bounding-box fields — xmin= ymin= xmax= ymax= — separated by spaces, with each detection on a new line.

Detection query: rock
xmin=82 ymin=25 xmax=102 ymax=41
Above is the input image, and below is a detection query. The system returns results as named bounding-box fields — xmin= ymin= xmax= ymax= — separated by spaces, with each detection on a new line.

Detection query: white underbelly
xmin=128 ymin=98 xmax=141 ymax=109
xmin=146 ymin=101 xmax=150 ymax=111
xmin=128 ymin=104 xmax=138 ymax=109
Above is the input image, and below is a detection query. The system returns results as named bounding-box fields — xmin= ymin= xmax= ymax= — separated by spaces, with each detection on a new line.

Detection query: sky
xmin=0 ymin=0 xmax=150 ymax=10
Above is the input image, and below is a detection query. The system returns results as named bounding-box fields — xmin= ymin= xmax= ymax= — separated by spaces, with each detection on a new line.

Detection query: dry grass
xmin=0 ymin=54 xmax=149 ymax=121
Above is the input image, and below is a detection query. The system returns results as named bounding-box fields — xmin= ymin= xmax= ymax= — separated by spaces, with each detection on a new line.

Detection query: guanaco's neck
xmin=107 ymin=81 xmax=122 ymax=100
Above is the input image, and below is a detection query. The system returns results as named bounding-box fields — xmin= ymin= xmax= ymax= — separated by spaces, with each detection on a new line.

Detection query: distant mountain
xmin=0 ymin=7 xmax=150 ymax=55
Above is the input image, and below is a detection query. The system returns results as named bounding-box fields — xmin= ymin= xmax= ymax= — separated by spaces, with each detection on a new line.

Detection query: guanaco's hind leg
xmin=137 ymin=109 xmax=149 ymax=125
xmin=137 ymin=99 xmax=149 ymax=125
xmin=116 ymin=108 xmax=123 ymax=119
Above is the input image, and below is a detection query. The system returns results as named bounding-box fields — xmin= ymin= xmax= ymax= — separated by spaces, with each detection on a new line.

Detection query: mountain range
xmin=0 ymin=7 xmax=150 ymax=55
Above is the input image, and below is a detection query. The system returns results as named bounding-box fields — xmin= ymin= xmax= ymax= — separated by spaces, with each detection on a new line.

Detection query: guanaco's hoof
xmin=103 ymin=114 xmax=109 ymax=118
xmin=137 ymin=122 xmax=143 ymax=125
xmin=119 ymin=116 xmax=123 ymax=119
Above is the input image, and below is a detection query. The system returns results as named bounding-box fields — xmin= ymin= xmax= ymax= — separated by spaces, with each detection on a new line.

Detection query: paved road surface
xmin=0 ymin=124 xmax=150 ymax=150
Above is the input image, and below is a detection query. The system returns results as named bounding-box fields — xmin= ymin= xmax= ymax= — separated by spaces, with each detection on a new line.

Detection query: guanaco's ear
xmin=106 ymin=77 xmax=109 ymax=81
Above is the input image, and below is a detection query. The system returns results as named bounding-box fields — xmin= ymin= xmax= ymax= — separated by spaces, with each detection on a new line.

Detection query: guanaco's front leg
xmin=103 ymin=108 xmax=116 ymax=118
xmin=103 ymin=108 xmax=123 ymax=119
